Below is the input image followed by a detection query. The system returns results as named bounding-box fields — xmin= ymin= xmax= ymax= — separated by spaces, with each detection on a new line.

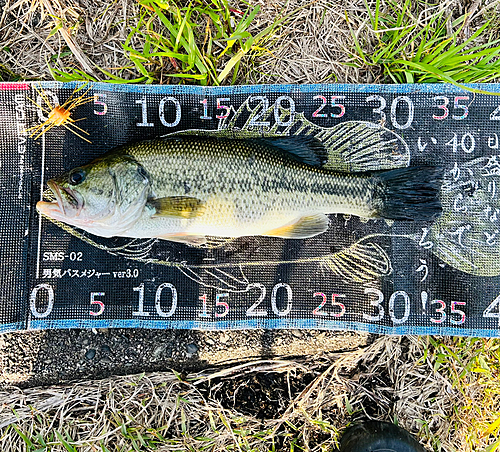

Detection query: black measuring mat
xmin=1 ymin=81 xmax=500 ymax=336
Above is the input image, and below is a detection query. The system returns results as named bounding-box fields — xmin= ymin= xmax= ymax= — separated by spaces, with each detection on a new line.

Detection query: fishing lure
xmin=27 ymin=83 xmax=95 ymax=143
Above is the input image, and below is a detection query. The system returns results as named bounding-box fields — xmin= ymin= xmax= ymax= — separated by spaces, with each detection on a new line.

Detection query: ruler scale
xmin=1 ymin=81 xmax=500 ymax=336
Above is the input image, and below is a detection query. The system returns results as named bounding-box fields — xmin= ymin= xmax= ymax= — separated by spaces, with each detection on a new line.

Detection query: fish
xmin=36 ymin=132 xmax=442 ymax=246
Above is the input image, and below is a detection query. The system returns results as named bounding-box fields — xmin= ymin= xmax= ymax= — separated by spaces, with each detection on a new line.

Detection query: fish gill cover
xmin=0 ymin=81 xmax=499 ymax=336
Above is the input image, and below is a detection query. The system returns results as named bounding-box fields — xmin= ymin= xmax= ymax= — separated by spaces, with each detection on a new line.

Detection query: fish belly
xmin=121 ymin=183 xmax=372 ymax=240
xmin=121 ymin=197 xmax=305 ymax=239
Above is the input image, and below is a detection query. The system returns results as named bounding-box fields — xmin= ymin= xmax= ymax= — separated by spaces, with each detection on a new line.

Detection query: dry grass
xmin=0 ymin=0 xmax=142 ymax=81
xmin=0 ymin=336 xmax=499 ymax=451
xmin=243 ymin=0 xmax=500 ymax=85
xmin=3 ymin=0 xmax=499 ymax=84
xmin=240 ymin=0 xmax=368 ymax=84
xmin=0 ymin=0 xmax=379 ymax=83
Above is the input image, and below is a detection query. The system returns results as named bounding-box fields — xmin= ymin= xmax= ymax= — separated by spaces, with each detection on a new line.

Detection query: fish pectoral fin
xmin=262 ymin=214 xmax=329 ymax=239
xmin=148 ymin=196 xmax=205 ymax=219
xmin=156 ymin=233 xmax=207 ymax=246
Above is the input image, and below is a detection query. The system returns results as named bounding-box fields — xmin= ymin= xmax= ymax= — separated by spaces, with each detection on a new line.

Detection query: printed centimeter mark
xmin=27 ymin=86 xmax=500 ymax=335
xmin=128 ymin=94 xmax=489 ymax=133
xmin=0 ymin=83 xmax=30 ymax=90
xmin=28 ymin=282 xmax=468 ymax=327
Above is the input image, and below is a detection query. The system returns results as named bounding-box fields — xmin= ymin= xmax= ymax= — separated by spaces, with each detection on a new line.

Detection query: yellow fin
xmin=149 ymin=196 xmax=205 ymax=219
xmin=262 ymin=214 xmax=329 ymax=239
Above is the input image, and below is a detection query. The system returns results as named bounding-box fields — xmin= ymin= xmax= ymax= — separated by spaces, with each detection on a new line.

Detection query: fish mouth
xmin=36 ymin=180 xmax=83 ymax=219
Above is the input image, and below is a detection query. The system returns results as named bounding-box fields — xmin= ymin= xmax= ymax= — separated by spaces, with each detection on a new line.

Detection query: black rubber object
xmin=338 ymin=421 xmax=427 ymax=452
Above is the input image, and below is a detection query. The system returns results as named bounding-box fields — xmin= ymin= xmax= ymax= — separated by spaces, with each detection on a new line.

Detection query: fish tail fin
xmin=375 ymin=166 xmax=443 ymax=221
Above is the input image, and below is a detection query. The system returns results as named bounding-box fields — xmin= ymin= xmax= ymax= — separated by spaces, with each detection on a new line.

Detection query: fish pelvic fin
xmin=262 ymin=214 xmax=329 ymax=239
xmin=149 ymin=196 xmax=205 ymax=219
xmin=375 ymin=166 xmax=443 ymax=221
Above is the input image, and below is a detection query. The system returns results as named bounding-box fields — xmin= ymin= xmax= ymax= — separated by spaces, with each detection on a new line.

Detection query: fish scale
xmin=128 ymin=139 xmax=372 ymax=222
xmin=36 ymin=135 xmax=442 ymax=245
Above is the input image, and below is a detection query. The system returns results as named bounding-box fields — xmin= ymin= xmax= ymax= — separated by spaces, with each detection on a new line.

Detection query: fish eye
xmin=69 ymin=169 xmax=86 ymax=185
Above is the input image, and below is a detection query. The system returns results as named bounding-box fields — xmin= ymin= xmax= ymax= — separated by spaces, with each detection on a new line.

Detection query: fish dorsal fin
xmin=248 ymin=136 xmax=328 ymax=167
xmin=162 ymin=133 xmax=328 ymax=167
xmin=148 ymin=196 xmax=205 ymax=218
xmin=320 ymin=121 xmax=410 ymax=172
xmin=262 ymin=213 xmax=329 ymax=239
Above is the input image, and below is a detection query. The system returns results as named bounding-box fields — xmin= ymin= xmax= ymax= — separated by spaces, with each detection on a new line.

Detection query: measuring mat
xmin=2 ymin=81 xmax=500 ymax=336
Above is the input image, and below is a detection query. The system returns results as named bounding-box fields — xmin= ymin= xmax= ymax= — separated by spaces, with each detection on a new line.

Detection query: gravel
xmin=0 ymin=328 xmax=370 ymax=387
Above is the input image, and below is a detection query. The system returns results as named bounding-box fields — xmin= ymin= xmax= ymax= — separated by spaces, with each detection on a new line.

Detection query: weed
xmin=347 ymin=0 xmax=500 ymax=93
xmin=50 ymin=0 xmax=290 ymax=86
xmin=422 ymin=336 xmax=500 ymax=451
xmin=0 ymin=62 xmax=20 ymax=82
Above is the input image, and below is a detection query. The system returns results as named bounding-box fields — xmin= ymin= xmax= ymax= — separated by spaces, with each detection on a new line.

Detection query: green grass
xmin=424 ymin=337 xmax=500 ymax=451
xmin=0 ymin=62 xmax=20 ymax=82
xmin=49 ymin=0 xmax=289 ymax=85
xmin=347 ymin=0 xmax=500 ymax=93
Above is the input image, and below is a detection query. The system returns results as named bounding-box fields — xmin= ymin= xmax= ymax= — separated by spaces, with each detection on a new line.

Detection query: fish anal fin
xmin=149 ymin=196 xmax=205 ymax=218
xmin=262 ymin=214 xmax=329 ymax=239
xmin=156 ymin=233 xmax=207 ymax=246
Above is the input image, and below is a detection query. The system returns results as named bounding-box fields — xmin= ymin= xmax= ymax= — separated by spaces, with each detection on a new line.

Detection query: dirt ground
xmin=0 ymin=328 xmax=370 ymax=388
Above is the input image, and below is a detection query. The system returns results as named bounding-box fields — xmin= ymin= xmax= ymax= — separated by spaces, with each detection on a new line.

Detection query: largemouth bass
xmin=37 ymin=134 xmax=442 ymax=246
